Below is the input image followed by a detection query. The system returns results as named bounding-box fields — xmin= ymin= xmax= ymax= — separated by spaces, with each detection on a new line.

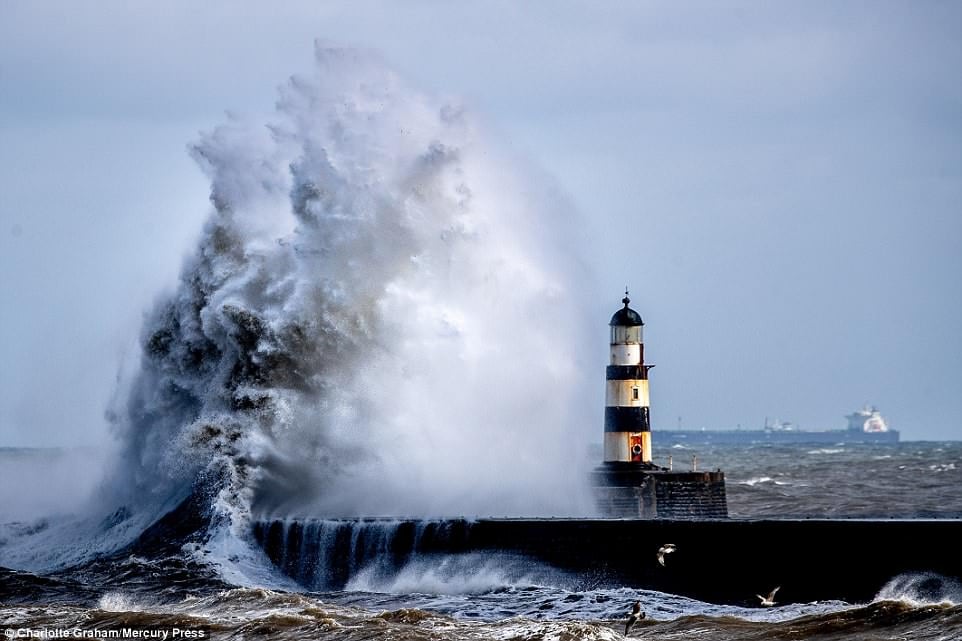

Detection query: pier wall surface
xmin=591 ymin=469 xmax=728 ymax=518
xmin=252 ymin=517 xmax=962 ymax=606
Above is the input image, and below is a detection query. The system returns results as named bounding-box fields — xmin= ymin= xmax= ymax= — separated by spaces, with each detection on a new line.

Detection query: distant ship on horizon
xmin=652 ymin=406 xmax=900 ymax=445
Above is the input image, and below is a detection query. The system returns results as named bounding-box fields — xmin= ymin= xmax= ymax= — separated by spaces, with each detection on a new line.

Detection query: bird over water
xmin=657 ymin=543 xmax=677 ymax=567
xmin=625 ymin=600 xmax=645 ymax=635
xmin=757 ymin=586 xmax=780 ymax=607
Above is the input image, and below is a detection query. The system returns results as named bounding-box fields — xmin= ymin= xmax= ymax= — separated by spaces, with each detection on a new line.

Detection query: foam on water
xmin=98 ymin=592 xmax=141 ymax=612
xmin=326 ymin=582 xmax=855 ymax=624
xmin=344 ymin=553 xmax=567 ymax=595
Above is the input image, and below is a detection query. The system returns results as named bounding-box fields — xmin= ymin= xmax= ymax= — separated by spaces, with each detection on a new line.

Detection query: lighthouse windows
xmin=612 ymin=326 xmax=643 ymax=344
xmin=632 ymin=387 xmax=640 ymax=401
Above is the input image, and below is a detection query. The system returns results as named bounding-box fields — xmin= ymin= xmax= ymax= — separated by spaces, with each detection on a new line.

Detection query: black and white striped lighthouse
xmin=604 ymin=290 xmax=656 ymax=467
xmin=592 ymin=290 xmax=728 ymax=518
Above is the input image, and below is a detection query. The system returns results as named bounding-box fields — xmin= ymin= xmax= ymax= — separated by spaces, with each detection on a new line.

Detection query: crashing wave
xmin=875 ymin=572 xmax=962 ymax=607
xmin=1 ymin=42 xmax=594 ymax=579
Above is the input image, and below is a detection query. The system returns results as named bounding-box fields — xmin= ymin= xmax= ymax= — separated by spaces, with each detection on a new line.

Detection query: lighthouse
xmin=592 ymin=290 xmax=729 ymax=518
xmin=604 ymin=290 xmax=656 ymax=467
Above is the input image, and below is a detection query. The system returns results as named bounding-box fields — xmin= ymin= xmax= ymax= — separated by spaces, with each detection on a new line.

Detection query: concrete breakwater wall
xmin=252 ymin=517 xmax=962 ymax=605
xmin=591 ymin=469 xmax=728 ymax=518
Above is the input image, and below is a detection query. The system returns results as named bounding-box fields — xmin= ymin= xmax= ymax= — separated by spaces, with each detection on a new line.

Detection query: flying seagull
xmin=757 ymin=586 xmax=780 ymax=607
xmin=656 ymin=543 xmax=677 ymax=567
xmin=625 ymin=600 xmax=645 ymax=635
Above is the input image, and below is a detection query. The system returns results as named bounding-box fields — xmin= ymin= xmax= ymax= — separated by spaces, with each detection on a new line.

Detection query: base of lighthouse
xmin=591 ymin=463 xmax=728 ymax=519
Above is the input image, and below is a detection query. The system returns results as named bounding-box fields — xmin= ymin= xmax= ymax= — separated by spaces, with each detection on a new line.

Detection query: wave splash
xmin=1 ymin=43 xmax=594 ymax=580
xmin=345 ymin=553 xmax=568 ymax=595
xmin=875 ymin=572 xmax=962 ymax=606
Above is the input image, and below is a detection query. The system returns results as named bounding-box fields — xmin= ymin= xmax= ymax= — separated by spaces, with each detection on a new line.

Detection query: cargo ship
xmin=651 ymin=406 xmax=900 ymax=445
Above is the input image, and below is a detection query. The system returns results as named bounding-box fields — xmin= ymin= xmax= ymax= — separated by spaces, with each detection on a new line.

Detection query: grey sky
xmin=1 ymin=1 xmax=959 ymax=445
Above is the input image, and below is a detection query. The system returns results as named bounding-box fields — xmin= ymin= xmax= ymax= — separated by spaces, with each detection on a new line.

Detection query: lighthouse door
xmin=629 ymin=433 xmax=644 ymax=462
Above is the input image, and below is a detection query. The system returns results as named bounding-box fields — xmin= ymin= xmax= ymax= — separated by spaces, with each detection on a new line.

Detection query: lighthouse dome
xmin=609 ymin=294 xmax=644 ymax=327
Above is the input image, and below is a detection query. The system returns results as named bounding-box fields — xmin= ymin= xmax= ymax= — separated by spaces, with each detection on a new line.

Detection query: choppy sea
xmin=2 ymin=441 xmax=961 ymax=640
